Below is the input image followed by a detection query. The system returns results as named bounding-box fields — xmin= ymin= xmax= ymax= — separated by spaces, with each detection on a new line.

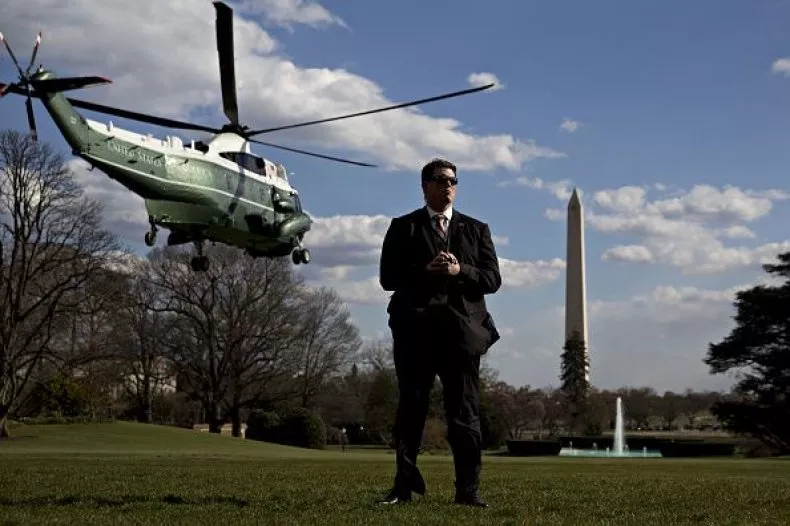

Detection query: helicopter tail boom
xmin=0 ymin=79 xmax=98 ymax=151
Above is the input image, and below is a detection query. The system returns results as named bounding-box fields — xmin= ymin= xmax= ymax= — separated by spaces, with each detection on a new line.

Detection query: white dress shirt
xmin=426 ymin=205 xmax=452 ymax=236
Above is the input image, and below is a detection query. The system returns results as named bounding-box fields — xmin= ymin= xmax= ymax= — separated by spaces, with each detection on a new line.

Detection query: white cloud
xmin=750 ymin=188 xmax=790 ymax=201
xmin=237 ymin=0 xmax=346 ymax=30
xmin=499 ymin=326 xmax=516 ymax=338
xmin=587 ymin=184 xmax=790 ymax=274
xmin=497 ymin=176 xmax=573 ymax=200
xmin=593 ymin=184 xmax=783 ymax=223
xmin=559 ymin=118 xmax=581 ymax=133
xmin=2 ymin=0 xmax=562 ymax=173
xmin=593 ymin=186 xmax=646 ymax=213
xmin=467 ymin=72 xmax=504 ymax=91
xmin=718 ymin=225 xmax=756 ymax=239
xmin=601 ymin=244 xmax=653 ymax=264
xmin=499 ymin=257 xmax=566 ymax=289
xmin=326 ymin=275 xmax=389 ymax=305
xmin=587 ymin=284 xmax=749 ymax=323
xmin=643 ymin=185 xmax=778 ymax=223
xmin=320 ymin=265 xmax=355 ymax=280
xmin=544 ymin=208 xmax=564 ymax=221
xmin=771 ymin=57 xmax=790 ymax=77
xmin=307 ymin=214 xmax=391 ymax=267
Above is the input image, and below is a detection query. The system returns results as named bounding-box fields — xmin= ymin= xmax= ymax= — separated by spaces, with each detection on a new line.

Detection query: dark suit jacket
xmin=379 ymin=206 xmax=502 ymax=356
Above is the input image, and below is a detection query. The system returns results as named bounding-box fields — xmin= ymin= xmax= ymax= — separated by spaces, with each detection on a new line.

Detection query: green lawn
xmin=1 ymin=422 xmax=789 ymax=525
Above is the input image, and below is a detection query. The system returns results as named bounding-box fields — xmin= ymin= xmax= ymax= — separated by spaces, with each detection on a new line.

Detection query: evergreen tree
xmin=705 ymin=252 xmax=790 ymax=454
xmin=560 ymin=330 xmax=590 ymax=434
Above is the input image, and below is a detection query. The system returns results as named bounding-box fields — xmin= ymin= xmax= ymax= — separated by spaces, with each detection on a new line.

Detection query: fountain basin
xmin=558 ymin=447 xmax=663 ymax=458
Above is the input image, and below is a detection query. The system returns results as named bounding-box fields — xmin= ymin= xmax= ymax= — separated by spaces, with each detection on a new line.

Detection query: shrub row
xmin=245 ymin=407 xmax=327 ymax=449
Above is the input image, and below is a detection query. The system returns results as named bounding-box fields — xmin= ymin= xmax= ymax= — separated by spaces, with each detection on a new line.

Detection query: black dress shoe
xmin=378 ymin=488 xmax=412 ymax=505
xmin=454 ymin=492 xmax=488 ymax=508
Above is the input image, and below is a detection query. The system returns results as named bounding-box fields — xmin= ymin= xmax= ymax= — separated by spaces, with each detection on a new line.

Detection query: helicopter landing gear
xmin=292 ymin=247 xmax=311 ymax=265
xmin=190 ymin=240 xmax=210 ymax=272
xmin=144 ymin=222 xmax=158 ymax=247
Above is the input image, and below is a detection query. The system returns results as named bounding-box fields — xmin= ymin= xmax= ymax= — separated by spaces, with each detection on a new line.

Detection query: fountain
xmin=558 ymin=396 xmax=662 ymax=458
xmin=613 ymin=396 xmax=625 ymax=454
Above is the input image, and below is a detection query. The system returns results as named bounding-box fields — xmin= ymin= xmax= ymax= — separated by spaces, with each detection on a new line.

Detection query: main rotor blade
xmin=0 ymin=83 xmax=222 ymax=133
xmin=30 ymin=76 xmax=112 ymax=92
xmin=246 ymin=82 xmax=496 ymax=136
xmin=249 ymin=138 xmax=377 ymax=167
xmin=214 ymin=1 xmax=239 ymax=126
xmin=68 ymin=98 xmax=222 ymax=133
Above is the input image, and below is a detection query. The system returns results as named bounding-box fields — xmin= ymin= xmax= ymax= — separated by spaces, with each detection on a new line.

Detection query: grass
xmin=1 ymin=422 xmax=789 ymax=525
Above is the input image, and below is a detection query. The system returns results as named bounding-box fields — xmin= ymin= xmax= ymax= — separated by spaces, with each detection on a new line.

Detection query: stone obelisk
xmin=564 ymin=188 xmax=589 ymax=380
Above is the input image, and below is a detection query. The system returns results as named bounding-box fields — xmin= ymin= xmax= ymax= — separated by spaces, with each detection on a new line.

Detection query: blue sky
xmin=2 ymin=0 xmax=790 ymax=393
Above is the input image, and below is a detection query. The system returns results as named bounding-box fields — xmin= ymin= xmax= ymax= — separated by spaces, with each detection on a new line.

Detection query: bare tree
xmin=292 ymin=286 xmax=362 ymax=407
xmin=0 ymin=130 xmax=121 ymax=439
xmin=361 ymin=337 xmax=394 ymax=372
xmin=55 ymin=267 xmax=129 ymax=372
xmin=111 ymin=264 xmax=177 ymax=423
xmin=221 ymin=255 xmax=305 ymax=437
xmin=534 ymin=387 xmax=565 ymax=438
xmin=148 ymin=245 xmax=304 ymax=436
xmin=485 ymin=382 xmax=538 ymax=439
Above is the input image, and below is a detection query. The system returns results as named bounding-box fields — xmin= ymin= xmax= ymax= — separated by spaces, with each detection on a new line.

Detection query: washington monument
xmin=564 ymin=188 xmax=589 ymax=380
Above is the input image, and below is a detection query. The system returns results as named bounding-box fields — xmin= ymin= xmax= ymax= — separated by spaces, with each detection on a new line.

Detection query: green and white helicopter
xmin=0 ymin=1 xmax=494 ymax=272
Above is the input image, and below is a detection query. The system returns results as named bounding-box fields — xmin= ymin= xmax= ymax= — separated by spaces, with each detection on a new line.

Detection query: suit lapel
xmin=417 ymin=207 xmax=440 ymax=255
xmin=448 ymin=212 xmax=465 ymax=256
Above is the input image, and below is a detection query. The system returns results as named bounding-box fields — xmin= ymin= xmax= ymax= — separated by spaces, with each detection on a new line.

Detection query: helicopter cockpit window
xmin=219 ymin=151 xmax=267 ymax=177
xmin=276 ymin=164 xmax=287 ymax=180
xmin=193 ymin=141 xmax=210 ymax=153
xmin=219 ymin=151 xmax=238 ymax=163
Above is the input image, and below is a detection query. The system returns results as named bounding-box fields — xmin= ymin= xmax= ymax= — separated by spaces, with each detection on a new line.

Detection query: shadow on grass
xmin=0 ymin=494 xmax=249 ymax=508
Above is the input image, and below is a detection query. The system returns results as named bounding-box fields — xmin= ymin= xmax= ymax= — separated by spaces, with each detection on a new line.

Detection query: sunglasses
xmin=427 ymin=175 xmax=458 ymax=186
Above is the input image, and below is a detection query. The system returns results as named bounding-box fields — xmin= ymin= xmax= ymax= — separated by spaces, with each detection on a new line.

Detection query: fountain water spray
xmin=558 ymin=395 xmax=662 ymax=457
xmin=613 ymin=396 xmax=625 ymax=455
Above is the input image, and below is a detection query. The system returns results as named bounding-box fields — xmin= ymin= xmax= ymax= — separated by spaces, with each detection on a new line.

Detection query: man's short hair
xmin=421 ymin=158 xmax=457 ymax=182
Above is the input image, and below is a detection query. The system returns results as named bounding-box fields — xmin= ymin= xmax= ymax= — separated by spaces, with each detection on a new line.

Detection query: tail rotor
xmin=0 ymin=31 xmax=110 ymax=141
xmin=0 ymin=31 xmax=44 ymax=140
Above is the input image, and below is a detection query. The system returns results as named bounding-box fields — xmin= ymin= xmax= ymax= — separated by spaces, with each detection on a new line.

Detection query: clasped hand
xmin=425 ymin=251 xmax=460 ymax=276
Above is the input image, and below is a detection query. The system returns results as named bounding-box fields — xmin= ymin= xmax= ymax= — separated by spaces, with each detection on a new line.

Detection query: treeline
xmin=312 ymin=368 xmax=728 ymax=447
xmin=0 ymin=130 xmax=729 ymax=449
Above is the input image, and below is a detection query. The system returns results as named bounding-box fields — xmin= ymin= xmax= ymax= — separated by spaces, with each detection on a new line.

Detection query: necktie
xmin=434 ymin=214 xmax=447 ymax=238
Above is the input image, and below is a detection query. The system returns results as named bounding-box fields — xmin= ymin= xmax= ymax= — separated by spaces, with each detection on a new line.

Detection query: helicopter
xmin=0 ymin=1 xmax=495 ymax=272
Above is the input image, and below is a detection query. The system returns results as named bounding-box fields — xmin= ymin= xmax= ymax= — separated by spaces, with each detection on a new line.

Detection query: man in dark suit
xmin=378 ymin=158 xmax=502 ymax=508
